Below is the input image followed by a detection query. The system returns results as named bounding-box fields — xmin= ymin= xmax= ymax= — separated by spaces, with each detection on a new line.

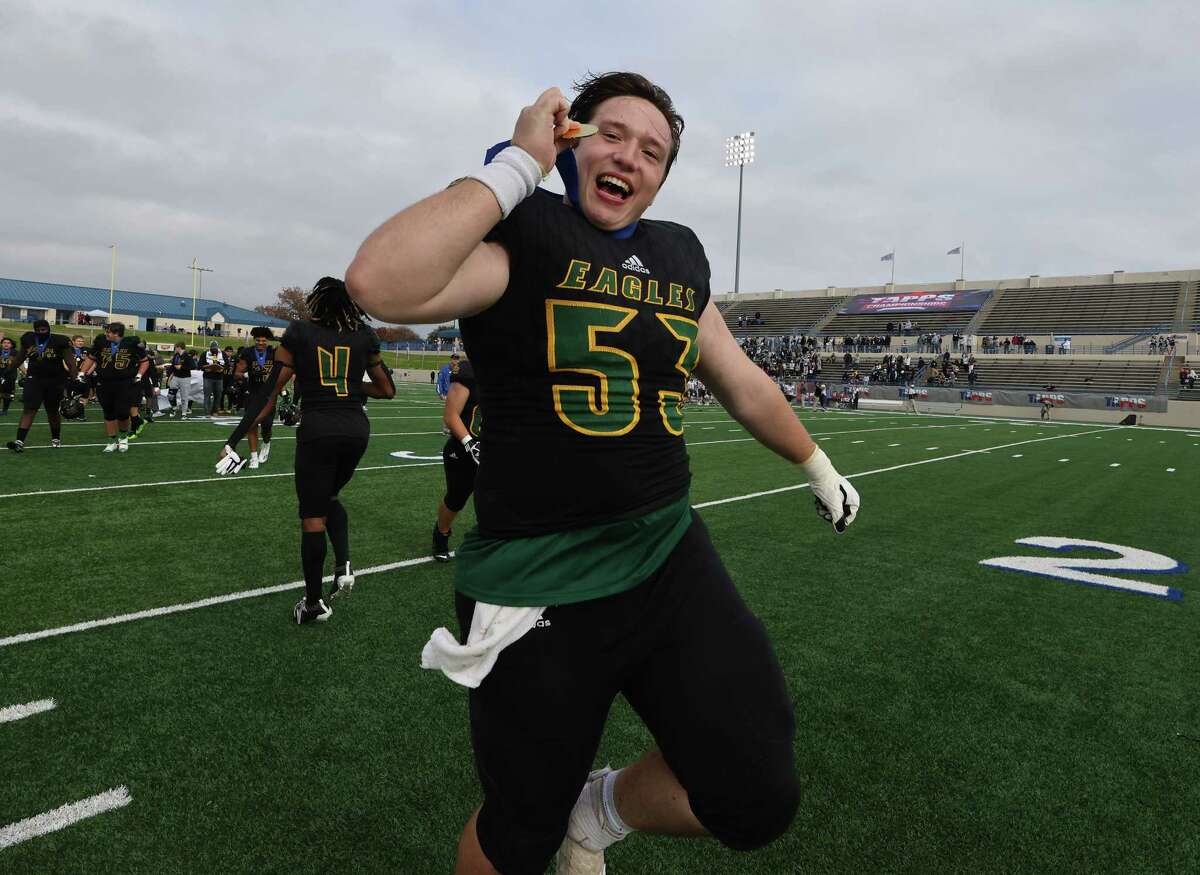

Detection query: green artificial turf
xmin=1 ymin=386 xmax=1197 ymax=873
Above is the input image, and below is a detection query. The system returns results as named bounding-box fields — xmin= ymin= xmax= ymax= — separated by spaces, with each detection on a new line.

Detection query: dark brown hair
xmin=108 ymin=322 xmax=126 ymax=336
xmin=570 ymin=72 xmax=684 ymax=180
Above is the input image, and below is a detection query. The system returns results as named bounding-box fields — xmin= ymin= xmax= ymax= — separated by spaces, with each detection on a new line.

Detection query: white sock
xmin=251 ymin=452 xmax=259 ymax=462
xmin=569 ymin=767 xmax=633 ymax=852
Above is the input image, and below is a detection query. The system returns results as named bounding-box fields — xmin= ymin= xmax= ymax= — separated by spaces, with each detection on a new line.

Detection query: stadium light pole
xmin=187 ymin=258 xmax=213 ymax=347
xmin=108 ymin=244 xmax=118 ymax=323
xmin=724 ymin=131 xmax=755 ymax=294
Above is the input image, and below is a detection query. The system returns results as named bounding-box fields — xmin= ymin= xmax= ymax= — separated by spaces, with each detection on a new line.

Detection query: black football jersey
xmin=89 ymin=335 xmax=145 ymax=380
xmin=280 ymin=320 xmax=382 ymax=441
xmin=239 ymin=345 xmax=276 ymax=387
xmin=462 ymin=188 xmax=711 ymax=537
xmin=449 ymin=359 xmax=481 ymax=437
xmin=21 ymin=332 xmax=72 ymax=380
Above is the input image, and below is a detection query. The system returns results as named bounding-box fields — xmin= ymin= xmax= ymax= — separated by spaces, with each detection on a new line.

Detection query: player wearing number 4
xmin=347 ymin=72 xmax=860 ymax=875
xmin=216 ymin=278 xmax=395 ymax=624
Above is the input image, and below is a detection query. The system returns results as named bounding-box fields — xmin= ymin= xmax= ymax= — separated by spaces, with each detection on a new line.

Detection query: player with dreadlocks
xmin=216 ymin=277 xmax=395 ymax=624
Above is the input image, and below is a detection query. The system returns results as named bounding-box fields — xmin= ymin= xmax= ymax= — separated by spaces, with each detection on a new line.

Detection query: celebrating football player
xmin=77 ymin=322 xmax=147 ymax=453
xmin=432 ymin=355 xmax=481 ymax=562
xmin=346 ymin=73 xmax=860 ymax=875
xmin=216 ymin=278 xmax=394 ymax=624
xmin=5 ymin=319 xmax=75 ymax=452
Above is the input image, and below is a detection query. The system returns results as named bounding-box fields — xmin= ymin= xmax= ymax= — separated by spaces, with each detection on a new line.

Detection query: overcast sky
xmin=2 ymin=0 xmax=1197 ymax=329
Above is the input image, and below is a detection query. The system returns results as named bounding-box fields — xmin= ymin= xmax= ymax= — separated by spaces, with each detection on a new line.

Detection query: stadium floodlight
xmin=724 ymin=131 xmax=755 ymax=295
xmin=187 ymin=258 xmax=214 ymax=347
xmin=108 ymin=244 xmax=118 ymax=322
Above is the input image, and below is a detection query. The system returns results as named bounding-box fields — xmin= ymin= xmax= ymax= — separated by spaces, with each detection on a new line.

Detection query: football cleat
xmin=134 ymin=419 xmax=149 ymax=436
xmin=294 ymin=598 xmax=332 ymax=625
xmin=6 ymin=440 xmax=24 ymax=453
xmin=249 ymin=454 xmax=260 ymax=470
xmin=50 ymin=438 xmax=62 ymax=448
xmin=329 ymin=562 xmax=355 ymax=599
xmin=432 ymin=524 xmax=451 ymax=562
xmin=118 ymin=438 xmax=129 ymax=453
xmin=103 ymin=441 xmax=118 ymax=453
xmin=258 ymin=441 xmax=271 ymax=463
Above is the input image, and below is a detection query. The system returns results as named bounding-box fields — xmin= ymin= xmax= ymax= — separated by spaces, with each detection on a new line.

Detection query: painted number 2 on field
xmin=980 ymin=537 xmax=1186 ymax=601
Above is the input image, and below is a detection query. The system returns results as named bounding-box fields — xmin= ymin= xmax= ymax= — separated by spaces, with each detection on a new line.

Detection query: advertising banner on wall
xmin=839 ymin=289 xmax=993 ymax=315
xmin=850 ymin=385 xmax=1169 ymax=412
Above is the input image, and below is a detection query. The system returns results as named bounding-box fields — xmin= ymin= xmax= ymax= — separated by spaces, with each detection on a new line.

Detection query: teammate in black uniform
xmin=234 ymin=327 xmax=277 ymax=469
xmin=348 ymin=73 xmax=861 ymax=875
xmin=216 ymin=278 xmax=394 ymax=624
xmin=78 ymin=322 xmax=148 ymax=453
xmin=69 ymin=335 xmax=93 ymax=418
xmin=220 ymin=345 xmax=237 ymax=413
xmin=433 ymin=356 xmax=481 ymax=561
xmin=0 ymin=337 xmax=17 ymax=416
xmin=6 ymin=320 xmax=75 ymax=452
xmin=128 ymin=340 xmax=161 ymax=439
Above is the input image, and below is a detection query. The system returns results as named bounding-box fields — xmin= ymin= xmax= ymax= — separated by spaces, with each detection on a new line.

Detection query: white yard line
xmin=0 ymin=461 xmax=442 ymax=500
xmin=0 ymin=556 xmax=442 ymax=649
xmin=0 ymin=698 xmax=57 ymax=724
xmin=23 ymin=431 xmax=444 ymax=451
xmin=0 ymin=787 xmax=131 ymax=850
xmin=694 ymin=426 xmax=1109 ymax=509
xmin=0 ymin=425 xmax=1110 ymax=649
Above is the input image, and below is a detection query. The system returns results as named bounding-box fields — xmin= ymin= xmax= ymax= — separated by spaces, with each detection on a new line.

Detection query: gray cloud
xmin=1 ymin=0 xmax=1196 ymax=326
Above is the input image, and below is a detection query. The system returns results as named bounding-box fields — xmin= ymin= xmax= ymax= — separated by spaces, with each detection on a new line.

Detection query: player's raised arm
xmin=345 ymin=87 xmax=574 ymax=325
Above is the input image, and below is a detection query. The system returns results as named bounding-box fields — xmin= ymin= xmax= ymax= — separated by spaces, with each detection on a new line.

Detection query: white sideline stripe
xmin=24 ymin=431 xmax=444 ymax=451
xmin=694 ymin=426 xmax=1109 ymax=510
xmin=0 ymin=786 xmax=131 ymax=850
xmin=0 ymin=425 xmax=1112 ymax=649
xmin=0 ymin=556 xmax=440 ymax=649
xmin=0 ymin=461 xmax=442 ymax=499
xmin=0 ymin=698 xmax=56 ymax=724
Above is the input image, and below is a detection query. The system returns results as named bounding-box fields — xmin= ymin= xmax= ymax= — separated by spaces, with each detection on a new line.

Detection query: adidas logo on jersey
xmin=621 ymin=254 xmax=650 ymax=274
xmin=535 ymin=617 xmax=552 ymax=628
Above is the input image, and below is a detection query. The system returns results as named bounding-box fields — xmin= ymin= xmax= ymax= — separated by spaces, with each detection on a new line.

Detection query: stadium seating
xmin=820 ymin=309 xmax=976 ymax=337
xmin=977 ymin=282 xmax=1183 ymax=335
xmin=968 ymin=357 xmax=1162 ymax=393
xmin=722 ymin=297 xmax=843 ymax=335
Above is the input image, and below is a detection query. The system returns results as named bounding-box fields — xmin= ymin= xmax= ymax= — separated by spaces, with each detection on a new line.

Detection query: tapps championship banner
xmin=839 ymin=289 xmax=993 ymax=315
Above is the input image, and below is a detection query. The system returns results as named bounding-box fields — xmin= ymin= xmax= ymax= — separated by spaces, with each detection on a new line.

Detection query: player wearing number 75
xmin=215 ymin=278 xmax=395 ymax=625
xmin=346 ymin=72 xmax=860 ymax=875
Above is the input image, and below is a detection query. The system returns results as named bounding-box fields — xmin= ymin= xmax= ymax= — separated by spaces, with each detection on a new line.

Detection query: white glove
xmin=462 ymin=435 xmax=481 ymax=465
xmin=802 ymin=446 xmax=860 ymax=533
xmin=215 ymin=445 xmax=248 ymax=476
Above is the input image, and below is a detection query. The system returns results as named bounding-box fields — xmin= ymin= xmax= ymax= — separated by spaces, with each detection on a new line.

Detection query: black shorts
xmin=22 ymin=378 xmax=67 ymax=413
xmin=442 ymin=438 xmax=478 ymax=512
xmin=457 ymin=512 xmax=799 ymax=875
xmin=294 ymin=435 xmax=368 ymax=518
xmin=0 ymin=373 xmax=15 ymax=396
xmin=96 ymin=380 xmax=139 ymax=421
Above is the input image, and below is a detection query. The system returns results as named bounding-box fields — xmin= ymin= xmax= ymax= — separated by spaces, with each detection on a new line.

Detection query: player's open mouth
xmin=595 ymin=174 xmax=632 ymax=203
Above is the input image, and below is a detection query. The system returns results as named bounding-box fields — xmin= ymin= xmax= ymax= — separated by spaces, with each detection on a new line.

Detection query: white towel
xmin=420 ymin=602 xmax=546 ymax=688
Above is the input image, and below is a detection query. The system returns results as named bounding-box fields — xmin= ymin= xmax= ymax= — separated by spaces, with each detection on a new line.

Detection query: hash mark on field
xmin=0 ymin=698 xmax=56 ymax=724
xmin=1110 ymin=463 xmax=1121 ymax=467
xmin=1166 ymin=468 xmax=1176 ymax=473
xmin=1012 ymin=454 xmax=1023 ymax=458
xmin=0 ymin=786 xmax=131 ymax=850
xmin=1058 ymin=458 xmax=1070 ymax=462
xmin=852 ymin=440 xmax=865 ymax=444
xmin=888 ymin=443 xmax=900 ymax=447
xmin=925 ymin=446 xmax=939 ymax=450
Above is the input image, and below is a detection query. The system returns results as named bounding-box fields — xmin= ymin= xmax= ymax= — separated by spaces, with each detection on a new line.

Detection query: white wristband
xmin=461 ymin=434 xmax=474 ymax=447
xmin=467 ymin=145 xmax=543 ymax=218
xmin=800 ymin=445 xmax=836 ymax=478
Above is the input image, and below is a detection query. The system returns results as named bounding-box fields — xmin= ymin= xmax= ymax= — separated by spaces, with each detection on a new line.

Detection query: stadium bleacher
xmin=722 ymin=296 xmax=843 ymax=335
xmin=977 ymin=281 xmax=1184 ymax=335
xmin=967 ymin=357 xmax=1163 ymax=393
xmin=820 ymin=309 xmax=976 ymax=337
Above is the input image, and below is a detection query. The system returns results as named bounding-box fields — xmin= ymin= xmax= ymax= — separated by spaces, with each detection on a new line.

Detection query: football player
xmin=0 ymin=337 xmax=17 ymax=415
xmin=433 ymin=355 xmax=481 ymax=561
xmin=346 ymin=73 xmax=860 ymax=875
xmin=234 ymin=327 xmax=278 ymax=468
xmin=6 ymin=319 xmax=75 ymax=452
xmin=166 ymin=342 xmax=196 ymax=418
xmin=77 ymin=322 xmax=148 ymax=453
xmin=127 ymin=340 xmax=162 ymax=439
xmin=215 ymin=278 xmax=395 ymax=624
xmin=220 ymin=345 xmax=237 ymax=413
xmin=69 ymin=335 xmax=94 ymax=416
